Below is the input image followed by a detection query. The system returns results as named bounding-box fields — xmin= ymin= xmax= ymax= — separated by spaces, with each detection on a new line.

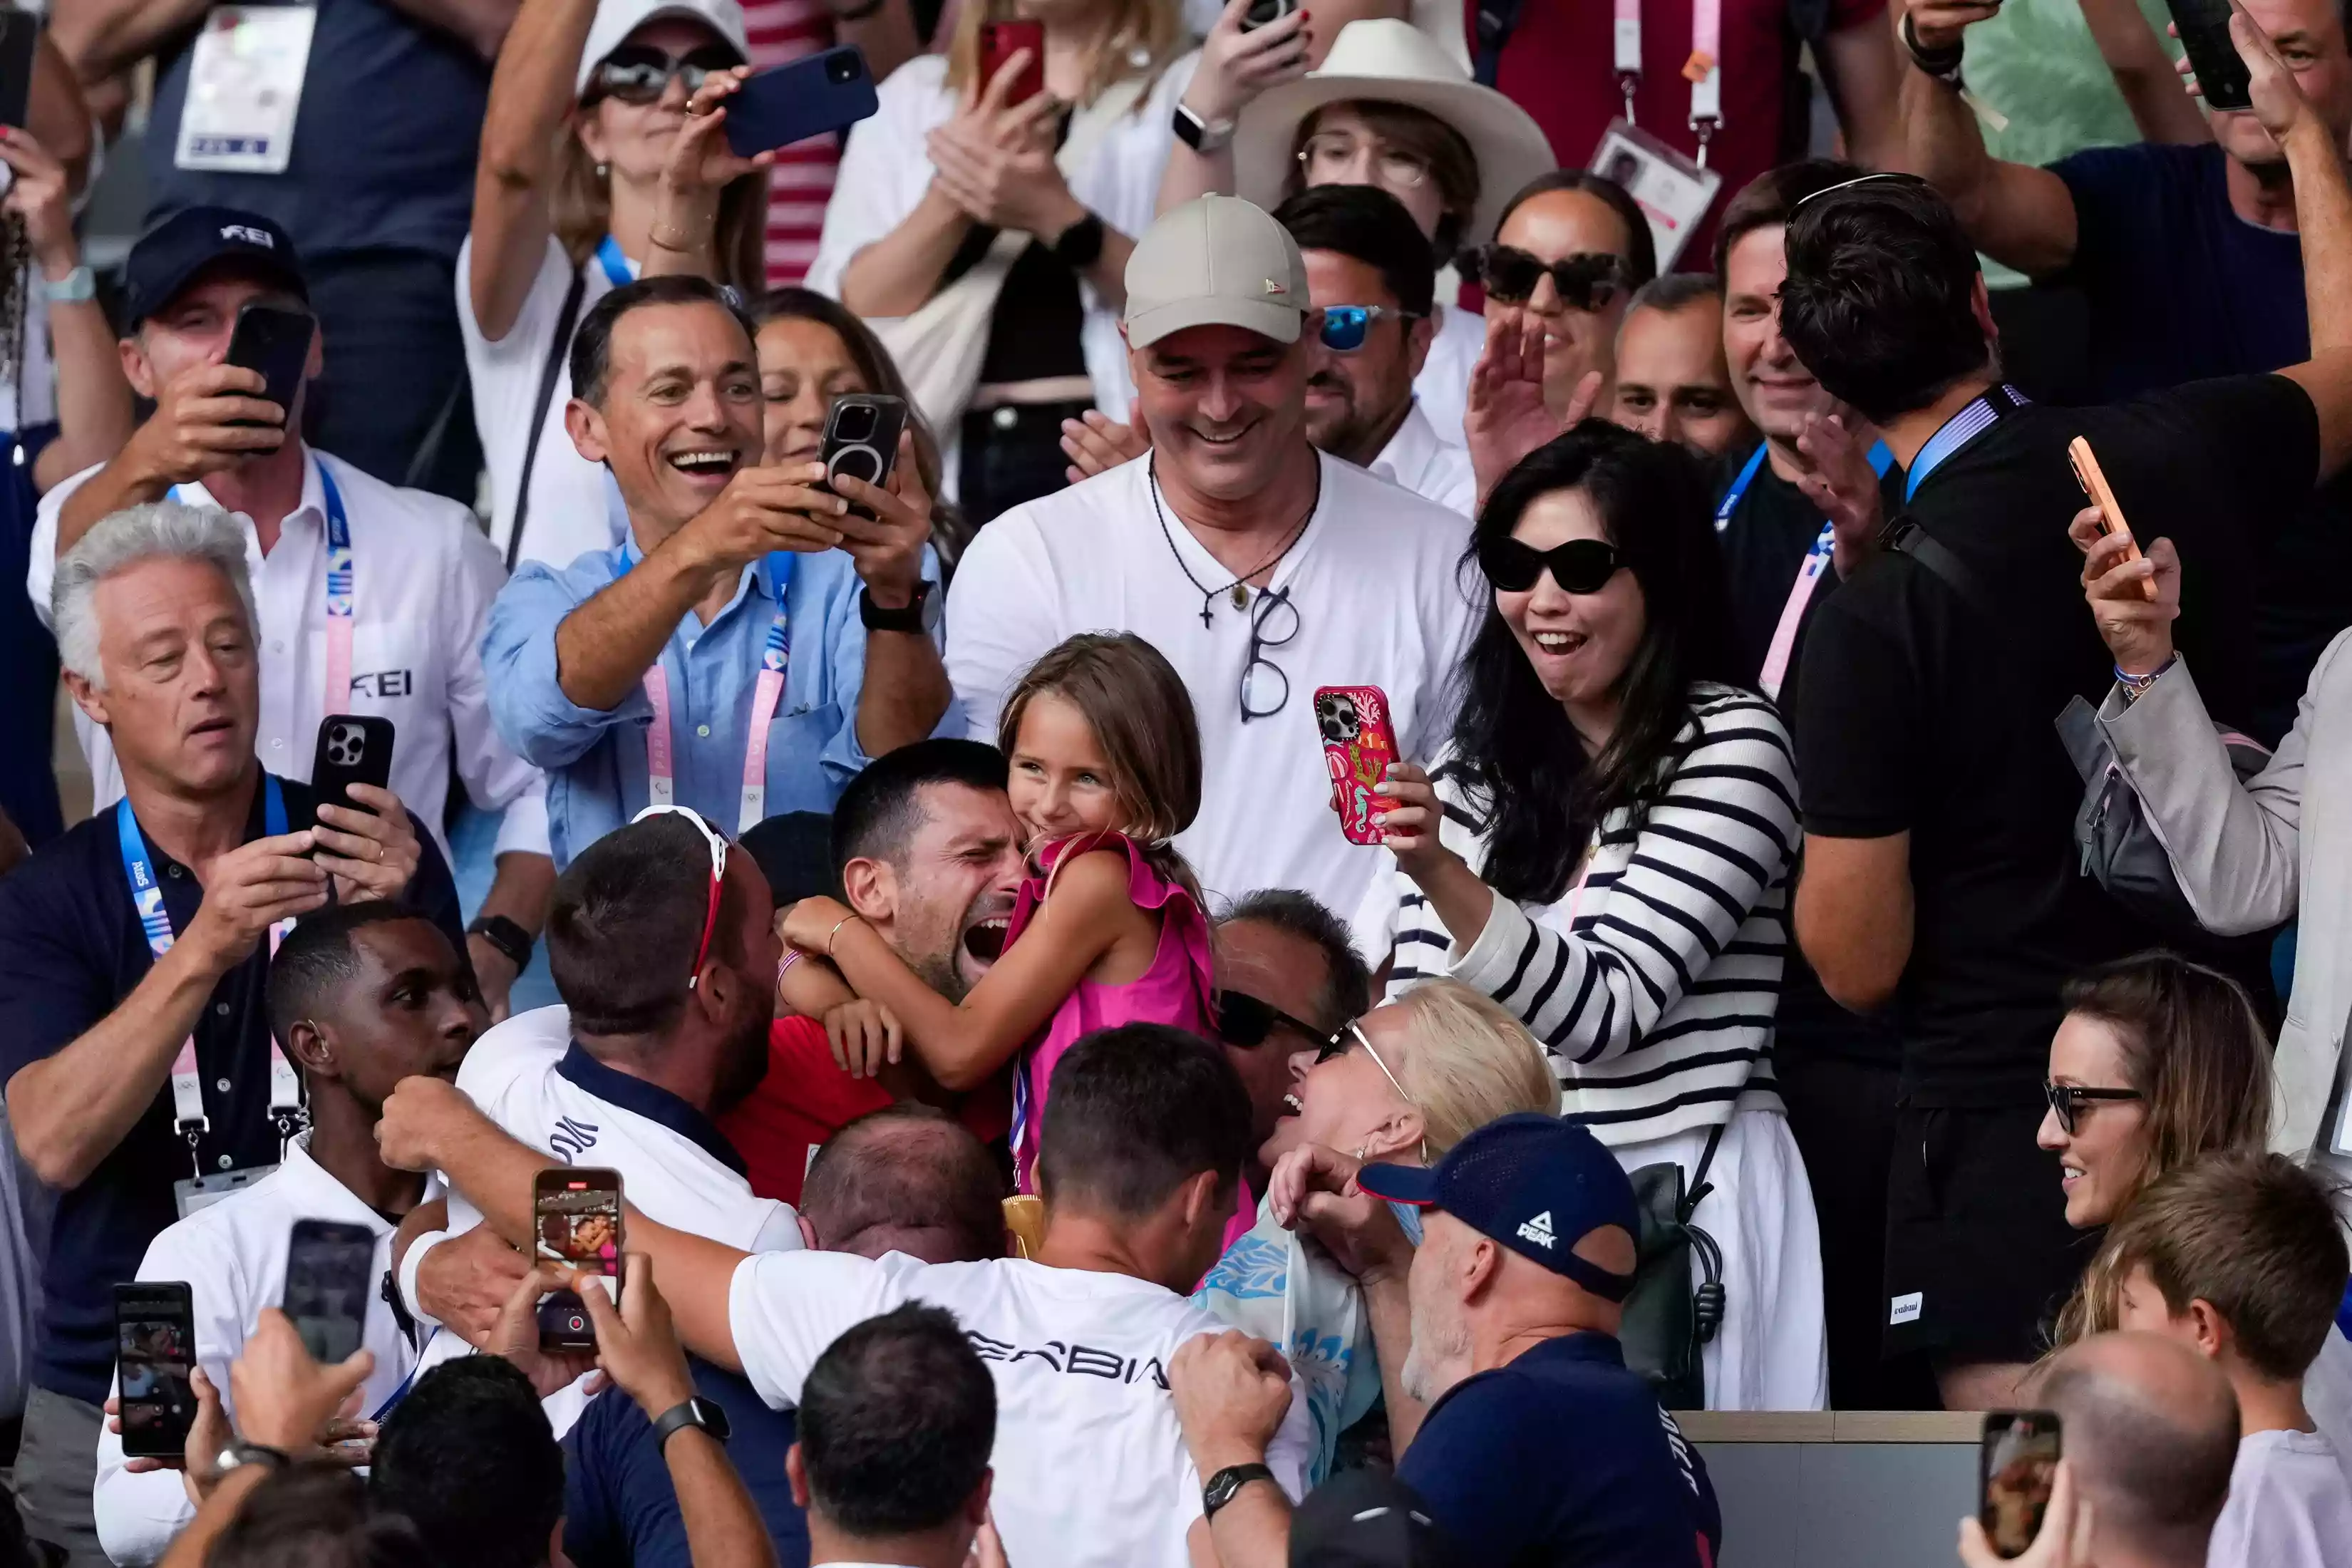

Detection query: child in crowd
xmin=783 ymin=632 xmax=1220 ymax=1202
xmin=2098 ymin=1152 xmax=2352 ymax=1568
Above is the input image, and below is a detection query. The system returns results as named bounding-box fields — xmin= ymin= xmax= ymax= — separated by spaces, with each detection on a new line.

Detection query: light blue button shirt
xmin=483 ymin=535 xmax=948 ymax=867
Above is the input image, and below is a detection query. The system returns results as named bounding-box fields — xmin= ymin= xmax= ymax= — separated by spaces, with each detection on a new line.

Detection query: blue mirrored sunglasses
xmin=1316 ymin=306 xmax=1424 ymax=354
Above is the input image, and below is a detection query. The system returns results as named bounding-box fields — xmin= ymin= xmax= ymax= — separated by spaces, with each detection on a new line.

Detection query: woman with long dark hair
xmin=1357 ymin=420 xmax=1825 ymax=1410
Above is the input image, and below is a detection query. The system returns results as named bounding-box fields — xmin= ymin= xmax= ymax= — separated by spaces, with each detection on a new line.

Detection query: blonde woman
xmin=807 ymin=0 xmax=1195 ymax=524
xmin=461 ymin=0 xmax=768 ymax=570
xmin=1197 ymin=978 xmax=1557 ymax=1481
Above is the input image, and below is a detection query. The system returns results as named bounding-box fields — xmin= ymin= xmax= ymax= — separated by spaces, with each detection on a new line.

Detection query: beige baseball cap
xmin=1123 ymin=195 xmax=1311 ymax=351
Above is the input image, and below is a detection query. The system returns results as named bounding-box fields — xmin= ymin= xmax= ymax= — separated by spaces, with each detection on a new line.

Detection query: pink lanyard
xmin=632 ymin=550 xmax=795 ymax=834
xmin=1611 ymin=0 xmax=1725 ymax=158
xmin=175 ymin=460 xmax=355 ymax=723
xmin=1758 ymin=522 xmax=1835 ymax=703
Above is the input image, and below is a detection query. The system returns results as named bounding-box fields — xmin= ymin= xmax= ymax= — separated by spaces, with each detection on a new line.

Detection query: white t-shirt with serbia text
xmin=729 ymin=1249 xmax=1314 ymax=1568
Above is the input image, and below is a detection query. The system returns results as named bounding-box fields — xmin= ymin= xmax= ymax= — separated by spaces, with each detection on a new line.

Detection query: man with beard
xmin=94 ymin=902 xmax=488 ymax=1562
xmin=393 ymin=808 xmax=808 ymax=1392
xmin=1168 ymin=1114 xmax=1721 ymax=1568
xmin=722 ymin=739 xmax=1028 ymax=1202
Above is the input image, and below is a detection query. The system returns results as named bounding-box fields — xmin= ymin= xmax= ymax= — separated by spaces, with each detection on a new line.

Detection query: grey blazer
xmin=2098 ymin=629 xmax=2352 ymax=1155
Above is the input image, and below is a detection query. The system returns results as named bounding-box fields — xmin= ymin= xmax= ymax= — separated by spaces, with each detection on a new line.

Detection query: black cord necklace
xmin=1148 ymin=458 xmax=1321 ymax=629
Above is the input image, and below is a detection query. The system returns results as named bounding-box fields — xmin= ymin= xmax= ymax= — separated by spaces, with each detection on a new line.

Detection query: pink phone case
xmin=1315 ymin=685 xmax=1399 ymax=846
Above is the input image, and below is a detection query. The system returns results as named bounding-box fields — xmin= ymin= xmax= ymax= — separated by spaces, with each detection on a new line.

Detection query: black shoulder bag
xmin=1619 ymin=1120 xmax=1729 ymax=1411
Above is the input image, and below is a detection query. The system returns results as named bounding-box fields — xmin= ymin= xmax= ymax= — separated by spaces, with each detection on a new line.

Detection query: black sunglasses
xmin=1476 ymin=536 xmax=1626 ymax=595
xmin=588 ymin=42 xmax=746 ymax=105
xmin=1215 ymin=991 xmax=1322 ymax=1049
xmin=2043 ymin=1080 xmax=2143 ymax=1136
xmin=1472 ymin=245 xmax=1628 ymax=312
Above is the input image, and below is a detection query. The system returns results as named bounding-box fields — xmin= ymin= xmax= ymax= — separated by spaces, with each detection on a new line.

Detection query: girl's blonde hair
xmin=551 ymin=112 xmax=767 ymax=294
xmin=998 ymin=631 xmax=1202 ymax=903
xmin=944 ymin=0 xmax=1184 ymax=106
xmin=1386 ymin=979 xmax=1559 ymax=1157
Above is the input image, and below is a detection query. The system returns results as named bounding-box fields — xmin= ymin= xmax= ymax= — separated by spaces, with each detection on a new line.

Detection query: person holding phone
xmin=89 ymin=903 xmax=488 ymax=1563
xmin=1355 ymin=423 xmax=1826 ymax=1413
xmin=809 ymin=0 xmax=1198 ymax=524
xmin=0 ymin=504 xmax=459 ymax=1568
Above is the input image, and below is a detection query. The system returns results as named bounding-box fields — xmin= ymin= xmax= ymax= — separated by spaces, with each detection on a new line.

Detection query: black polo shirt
xmin=1715 ymin=441 xmax=1907 ymax=699
xmin=1792 ymin=373 xmax=2313 ymax=1105
xmin=0 ymin=772 xmax=460 ymax=1403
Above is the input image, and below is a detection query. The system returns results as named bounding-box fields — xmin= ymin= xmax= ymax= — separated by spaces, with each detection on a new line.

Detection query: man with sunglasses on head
xmin=949 ymin=195 xmax=1479 ymax=922
xmin=1211 ymin=889 xmax=1373 ymax=1200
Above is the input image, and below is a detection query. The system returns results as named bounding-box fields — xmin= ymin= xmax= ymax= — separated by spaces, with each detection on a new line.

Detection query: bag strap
xmin=1679 ymin=1119 xmax=1728 ymax=1223
xmin=506 ymin=265 xmax=589 ymax=572
xmin=1881 ymin=511 xmax=1991 ymax=614
xmin=1472 ymin=0 xmax=1527 ymax=86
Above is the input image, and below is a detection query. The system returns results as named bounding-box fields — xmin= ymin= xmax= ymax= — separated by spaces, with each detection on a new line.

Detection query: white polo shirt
xmin=1370 ymin=401 xmax=1477 ymax=515
xmin=30 ymin=446 xmax=550 ymax=865
xmin=93 ymin=1138 xmax=430 ymax=1566
xmin=945 ymin=449 xmax=1477 ymax=917
xmin=730 ymin=1249 xmax=1316 ymax=1568
xmin=1414 ymin=299 xmax=1481 ymax=450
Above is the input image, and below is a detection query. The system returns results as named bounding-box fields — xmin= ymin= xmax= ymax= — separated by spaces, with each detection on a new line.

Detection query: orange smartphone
xmin=2067 ymin=436 xmax=2157 ymax=602
xmin=1315 ymin=685 xmax=1401 ymax=846
xmin=977 ymin=19 xmax=1044 ymax=106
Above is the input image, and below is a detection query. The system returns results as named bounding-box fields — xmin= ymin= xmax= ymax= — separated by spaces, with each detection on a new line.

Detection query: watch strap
xmin=651 ymin=1396 xmax=727 ymax=1450
xmin=224 ymin=1441 xmax=291 ymax=1473
xmin=1051 ymin=211 xmax=1105 ymax=270
xmin=466 ymin=913 xmax=535 ymax=971
xmin=1898 ymin=11 xmax=1966 ymax=81
xmin=41 ymin=264 xmax=95 ymax=305
xmin=1202 ymin=1461 xmax=1276 ymax=1520
xmin=1172 ymin=102 xmax=1235 ymax=155
xmin=860 ymin=580 xmax=934 ymax=633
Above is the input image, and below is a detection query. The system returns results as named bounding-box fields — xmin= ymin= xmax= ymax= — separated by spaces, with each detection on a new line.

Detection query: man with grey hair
xmin=0 ymin=500 xmax=462 ymax=1568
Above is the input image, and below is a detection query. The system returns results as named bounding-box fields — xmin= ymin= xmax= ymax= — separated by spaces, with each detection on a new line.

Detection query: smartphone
xmin=224 ymin=301 xmax=316 ymax=425
xmin=114 ymin=1282 xmax=198 ymax=1460
xmin=534 ymin=1169 xmax=622 ymax=1353
xmin=821 ymin=393 xmax=907 ymax=518
xmin=1241 ymin=0 xmax=1299 ymax=28
xmin=309 ymin=715 xmax=395 ymax=815
xmin=721 ymin=46 xmax=880 ymax=157
xmin=282 ymin=1219 xmax=375 ymax=1366
xmin=1314 ymin=685 xmax=1402 ymax=847
xmin=977 ymin=20 xmax=1044 ymax=105
xmin=0 ymin=9 xmax=39 ymax=131
xmin=1980 ymin=1410 xmax=2063 ymax=1559
xmin=2067 ymin=436 xmax=2157 ymax=603
xmin=2164 ymin=0 xmax=2252 ymax=110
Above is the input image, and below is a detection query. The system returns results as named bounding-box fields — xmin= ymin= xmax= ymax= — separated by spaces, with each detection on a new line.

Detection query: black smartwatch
xmin=1051 ymin=210 xmax=1106 ymax=271
xmin=1172 ymin=102 xmax=1235 ymax=155
xmin=1202 ymin=1462 xmax=1276 ymax=1520
xmin=651 ymin=1396 xmax=731 ymax=1451
xmin=860 ymin=579 xmax=939 ymax=634
xmin=466 ymin=913 xmax=535 ymax=973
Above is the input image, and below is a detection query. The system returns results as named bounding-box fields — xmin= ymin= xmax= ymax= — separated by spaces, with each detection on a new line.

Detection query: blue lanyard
xmin=1715 ymin=439 xmax=1898 ymax=530
xmin=366 ymin=1326 xmax=438 ymax=1421
xmin=118 ymin=775 xmax=289 ymax=956
xmin=1905 ymin=385 xmax=2028 ymax=502
xmin=595 ymin=236 xmax=636 ymax=289
xmin=170 ymin=458 xmax=354 ymax=711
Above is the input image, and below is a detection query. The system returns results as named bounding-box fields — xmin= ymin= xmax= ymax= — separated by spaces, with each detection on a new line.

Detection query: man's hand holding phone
xmin=574 ymin=1254 xmax=698 ymax=1421
xmin=123 ymin=360 xmax=287 ymax=490
xmin=229 ymin=1308 xmax=375 ymax=1455
xmin=312 ymin=782 xmax=421 ymax=904
xmin=1960 ymin=1458 xmax=2093 ymax=1568
xmin=2069 ymin=507 xmax=2180 ymax=677
xmin=181 ymin=832 xmax=329 ymax=976
xmin=680 ymin=464 xmax=850 ymax=577
xmin=831 ymin=429 xmax=931 ymax=607
xmin=486 ymin=1263 xmax=604 ymax=1398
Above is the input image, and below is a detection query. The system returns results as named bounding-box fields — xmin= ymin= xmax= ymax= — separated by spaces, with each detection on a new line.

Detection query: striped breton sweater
xmin=1357 ymin=684 xmax=1799 ymax=1147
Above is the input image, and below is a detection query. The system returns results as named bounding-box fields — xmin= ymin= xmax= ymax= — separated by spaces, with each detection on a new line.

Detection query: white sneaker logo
xmin=1516 ymin=1211 xmax=1556 ymax=1249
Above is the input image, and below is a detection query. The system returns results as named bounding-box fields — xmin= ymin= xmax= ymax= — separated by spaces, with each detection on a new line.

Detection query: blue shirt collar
xmin=555 ymin=1041 xmax=748 ymax=1177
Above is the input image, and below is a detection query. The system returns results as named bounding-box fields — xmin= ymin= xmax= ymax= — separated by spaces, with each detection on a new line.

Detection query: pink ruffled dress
xmin=1004 ymin=834 xmax=1252 ymax=1252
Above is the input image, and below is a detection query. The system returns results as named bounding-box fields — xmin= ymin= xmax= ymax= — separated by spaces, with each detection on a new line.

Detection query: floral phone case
xmin=1314 ymin=685 xmax=1399 ymax=846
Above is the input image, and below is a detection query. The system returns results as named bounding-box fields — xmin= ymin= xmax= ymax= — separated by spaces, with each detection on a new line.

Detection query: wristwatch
xmin=215 ymin=1441 xmax=291 ymax=1477
xmin=1898 ymin=10 xmax=1966 ymax=83
xmin=1051 ymin=211 xmax=1106 ymax=271
xmin=466 ymin=913 xmax=535 ymax=974
xmin=41 ymin=264 xmax=95 ymax=305
xmin=1172 ymin=102 xmax=1237 ymax=155
xmin=651 ymin=1396 xmax=732 ymax=1451
xmin=860 ymin=579 xmax=939 ymax=635
xmin=1202 ymin=1463 xmax=1276 ymax=1520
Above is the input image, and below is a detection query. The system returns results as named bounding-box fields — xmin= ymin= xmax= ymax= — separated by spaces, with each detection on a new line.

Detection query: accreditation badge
xmin=1590 ymin=118 xmax=1723 ymax=273
xmin=174 ymin=4 xmax=316 ymax=175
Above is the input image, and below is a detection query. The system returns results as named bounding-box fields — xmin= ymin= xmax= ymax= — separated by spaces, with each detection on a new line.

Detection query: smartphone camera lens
xmin=826 ymin=52 xmax=857 ymax=82
xmin=835 ymin=404 xmax=877 ymax=442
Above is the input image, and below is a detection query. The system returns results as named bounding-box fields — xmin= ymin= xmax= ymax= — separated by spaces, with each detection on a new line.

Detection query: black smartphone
xmin=722 ymin=46 xmax=880 ymax=157
xmin=820 ymin=393 xmax=907 ymax=518
xmin=114 ymin=1282 xmax=198 ymax=1460
xmin=1241 ymin=0 xmax=1299 ymax=28
xmin=309 ymin=715 xmax=395 ymax=815
xmin=2165 ymin=0 xmax=2252 ymax=110
xmin=534 ymin=1168 xmax=622 ymax=1353
xmin=0 ymin=10 xmax=38 ymax=131
xmin=282 ymin=1219 xmax=375 ymax=1366
xmin=224 ymin=301 xmax=315 ymax=425
xmin=1980 ymin=1410 xmax=2063 ymax=1559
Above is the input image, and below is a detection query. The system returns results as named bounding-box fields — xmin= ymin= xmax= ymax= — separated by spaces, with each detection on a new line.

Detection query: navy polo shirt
xmin=144 ymin=0 xmax=490 ymax=261
xmin=563 ymin=1357 xmax=810 ymax=1568
xmin=1398 ymin=1331 xmax=1721 ymax=1568
xmin=0 ymin=772 xmax=460 ymax=1403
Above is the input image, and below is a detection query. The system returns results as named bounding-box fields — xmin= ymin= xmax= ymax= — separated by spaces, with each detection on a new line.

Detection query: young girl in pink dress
xmin=784 ymin=633 xmax=1239 ymax=1233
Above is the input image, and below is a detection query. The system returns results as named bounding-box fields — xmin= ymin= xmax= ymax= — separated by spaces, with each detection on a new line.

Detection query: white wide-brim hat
xmin=574 ymin=0 xmax=751 ymax=98
xmin=1232 ymin=18 xmax=1558 ymax=254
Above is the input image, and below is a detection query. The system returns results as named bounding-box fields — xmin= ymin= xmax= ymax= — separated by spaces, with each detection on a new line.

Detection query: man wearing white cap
xmin=947 ymin=194 xmax=1477 ymax=921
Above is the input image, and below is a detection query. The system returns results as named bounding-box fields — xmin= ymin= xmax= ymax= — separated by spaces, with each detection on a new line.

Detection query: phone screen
xmin=0 ymin=11 xmax=39 ymax=130
xmin=1981 ymin=1410 xmax=2063 ymax=1559
xmin=115 ymin=1284 xmax=197 ymax=1460
xmin=535 ymin=1170 xmax=621 ymax=1351
xmin=283 ymin=1220 xmax=376 ymax=1366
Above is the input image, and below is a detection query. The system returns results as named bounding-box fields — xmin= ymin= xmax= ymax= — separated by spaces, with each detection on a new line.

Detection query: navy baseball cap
xmin=123 ymin=207 xmax=308 ymax=326
xmin=1358 ymin=1112 xmax=1640 ymax=1302
xmin=1289 ymin=1470 xmax=1458 ymax=1568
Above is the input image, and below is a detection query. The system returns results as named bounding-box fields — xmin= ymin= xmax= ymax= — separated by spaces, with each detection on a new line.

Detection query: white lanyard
xmin=118 ymin=778 xmax=304 ymax=1177
xmin=173 ymin=458 xmax=355 ymax=725
xmin=1611 ymin=0 xmax=1725 ymax=163
xmin=626 ymin=547 xmax=797 ymax=834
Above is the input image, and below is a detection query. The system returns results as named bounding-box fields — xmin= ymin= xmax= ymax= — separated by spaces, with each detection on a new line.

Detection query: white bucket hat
xmin=574 ymin=0 xmax=751 ymax=98
xmin=1231 ymin=18 xmax=1557 ymax=254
